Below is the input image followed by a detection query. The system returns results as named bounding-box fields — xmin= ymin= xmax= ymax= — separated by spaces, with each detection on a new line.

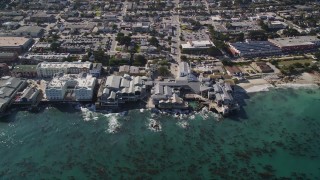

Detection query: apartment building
xmin=36 ymin=61 xmax=92 ymax=78
xmin=45 ymin=73 xmax=96 ymax=101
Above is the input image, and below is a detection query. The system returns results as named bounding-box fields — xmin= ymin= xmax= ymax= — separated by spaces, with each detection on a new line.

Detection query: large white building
xmin=45 ymin=73 xmax=96 ymax=101
xmin=99 ymin=75 xmax=147 ymax=107
xmin=181 ymin=40 xmax=214 ymax=51
xmin=0 ymin=76 xmax=27 ymax=112
xmin=36 ymin=61 xmax=92 ymax=78
xmin=178 ymin=62 xmax=190 ymax=77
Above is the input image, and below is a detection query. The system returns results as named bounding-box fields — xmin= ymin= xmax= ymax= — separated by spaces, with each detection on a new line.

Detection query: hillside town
xmin=0 ymin=0 xmax=320 ymax=116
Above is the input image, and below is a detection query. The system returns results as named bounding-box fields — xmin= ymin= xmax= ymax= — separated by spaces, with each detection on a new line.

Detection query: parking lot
xmin=181 ymin=28 xmax=210 ymax=42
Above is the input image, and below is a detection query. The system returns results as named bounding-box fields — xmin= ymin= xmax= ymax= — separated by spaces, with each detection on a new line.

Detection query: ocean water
xmin=0 ymin=88 xmax=320 ymax=179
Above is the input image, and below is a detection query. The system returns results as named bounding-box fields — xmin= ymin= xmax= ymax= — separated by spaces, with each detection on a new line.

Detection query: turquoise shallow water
xmin=0 ymin=88 xmax=320 ymax=179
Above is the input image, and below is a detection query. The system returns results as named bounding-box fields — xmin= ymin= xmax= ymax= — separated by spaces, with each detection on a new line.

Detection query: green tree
xmin=310 ymin=64 xmax=319 ymax=72
xmin=207 ymin=47 xmax=222 ymax=56
xmin=116 ymin=33 xmax=131 ymax=48
xmin=116 ymin=32 xmax=124 ymax=41
xmin=221 ymin=59 xmax=234 ymax=66
xmin=314 ymin=51 xmax=320 ymax=61
xmin=148 ymin=36 xmax=159 ymax=47
xmin=304 ymin=62 xmax=310 ymax=67
xmin=258 ymin=20 xmax=269 ymax=31
xmin=63 ymin=56 xmax=77 ymax=62
xmin=93 ymin=50 xmax=109 ymax=65
xmin=288 ymin=65 xmax=297 ymax=74
xmin=122 ymin=36 xmax=132 ymax=47
xmin=181 ymin=55 xmax=188 ymax=62
xmin=51 ymin=34 xmax=60 ymax=41
xmin=112 ymin=24 xmax=118 ymax=30
xmin=50 ymin=42 xmax=60 ymax=52
xmin=158 ymin=66 xmax=170 ymax=76
xmin=235 ymin=33 xmax=244 ymax=42
xmin=226 ymin=22 xmax=232 ymax=29
xmin=133 ymin=55 xmax=147 ymax=66
xmin=248 ymin=30 xmax=268 ymax=41
xmin=283 ymin=28 xmax=300 ymax=37
xmin=292 ymin=62 xmax=303 ymax=68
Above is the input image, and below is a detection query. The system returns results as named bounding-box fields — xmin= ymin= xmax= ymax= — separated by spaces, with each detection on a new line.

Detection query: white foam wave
xmin=189 ymin=114 xmax=195 ymax=120
xmin=179 ymin=114 xmax=188 ymax=120
xmin=245 ymin=84 xmax=274 ymax=93
xmin=245 ymin=83 xmax=318 ymax=93
xmin=81 ymin=107 xmax=98 ymax=121
xmin=276 ymin=83 xmax=319 ymax=89
xmin=211 ymin=112 xmax=223 ymax=121
xmin=147 ymin=118 xmax=162 ymax=132
xmin=106 ymin=115 xmax=121 ymax=134
xmin=177 ymin=120 xmax=189 ymax=129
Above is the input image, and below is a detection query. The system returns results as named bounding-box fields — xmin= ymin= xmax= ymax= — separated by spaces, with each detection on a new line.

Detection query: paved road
xmin=110 ymin=34 xmax=117 ymax=53
xmin=120 ymin=0 xmax=128 ymax=22
xmin=203 ymin=0 xmax=211 ymax=14
xmin=172 ymin=0 xmax=181 ymax=63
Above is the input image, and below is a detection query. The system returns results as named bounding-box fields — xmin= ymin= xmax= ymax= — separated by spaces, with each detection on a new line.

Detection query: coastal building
xmin=268 ymin=36 xmax=320 ymax=51
xmin=151 ymin=69 xmax=201 ymax=109
xmin=45 ymin=73 xmax=96 ymax=101
xmin=13 ymin=84 xmax=41 ymax=105
xmin=158 ymin=93 xmax=187 ymax=109
xmin=251 ymin=62 xmax=274 ymax=73
xmin=36 ymin=61 xmax=92 ymax=78
xmin=211 ymin=80 xmax=238 ymax=115
xmin=0 ymin=76 xmax=27 ymax=112
xmin=0 ymin=37 xmax=34 ymax=54
xmin=99 ymin=75 xmax=147 ymax=107
xmin=151 ymin=82 xmax=189 ymax=109
xmin=228 ymin=41 xmax=282 ymax=57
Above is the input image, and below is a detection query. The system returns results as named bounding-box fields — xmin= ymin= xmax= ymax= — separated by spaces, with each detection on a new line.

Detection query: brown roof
xmin=225 ymin=66 xmax=242 ymax=74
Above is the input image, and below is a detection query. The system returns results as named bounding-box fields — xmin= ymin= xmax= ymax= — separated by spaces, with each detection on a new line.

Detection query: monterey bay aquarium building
xmin=229 ymin=36 xmax=320 ymax=58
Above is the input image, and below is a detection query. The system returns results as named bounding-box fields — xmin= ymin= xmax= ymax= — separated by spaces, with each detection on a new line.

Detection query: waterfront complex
xmin=45 ymin=73 xmax=96 ymax=101
xmin=0 ymin=0 xmax=318 ymax=116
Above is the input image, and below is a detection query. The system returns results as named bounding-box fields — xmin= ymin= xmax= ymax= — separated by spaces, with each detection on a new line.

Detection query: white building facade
xmin=37 ymin=61 xmax=92 ymax=78
xmin=45 ymin=73 xmax=96 ymax=101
